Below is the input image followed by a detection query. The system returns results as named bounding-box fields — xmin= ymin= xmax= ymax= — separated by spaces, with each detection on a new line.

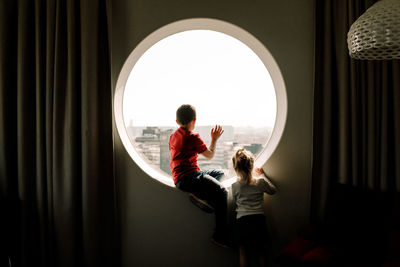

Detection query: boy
xmin=169 ymin=104 xmax=229 ymax=247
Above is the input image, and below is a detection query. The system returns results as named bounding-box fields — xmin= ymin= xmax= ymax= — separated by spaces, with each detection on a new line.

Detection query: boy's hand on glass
xmin=211 ymin=125 xmax=224 ymax=140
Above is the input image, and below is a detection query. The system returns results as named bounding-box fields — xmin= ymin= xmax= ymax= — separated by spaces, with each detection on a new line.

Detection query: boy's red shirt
xmin=169 ymin=127 xmax=207 ymax=184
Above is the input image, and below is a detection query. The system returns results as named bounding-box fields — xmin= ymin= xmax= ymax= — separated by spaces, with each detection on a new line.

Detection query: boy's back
xmin=169 ymin=127 xmax=207 ymax=184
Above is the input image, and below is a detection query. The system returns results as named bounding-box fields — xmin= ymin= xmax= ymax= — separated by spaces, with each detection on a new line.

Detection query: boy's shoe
xmin=189 ymin=194 xmax=214 ymax=213
xmin=210 ymin=232 xmax=232 ymax=248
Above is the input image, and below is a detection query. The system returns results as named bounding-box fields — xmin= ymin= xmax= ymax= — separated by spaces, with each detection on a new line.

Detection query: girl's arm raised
xmin=255 ymin=168 xmax=277 ymax=195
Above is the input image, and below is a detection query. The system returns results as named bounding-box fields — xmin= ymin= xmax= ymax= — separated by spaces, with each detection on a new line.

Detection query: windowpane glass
xmin=123 ymin=30 xmax=276 ymax=178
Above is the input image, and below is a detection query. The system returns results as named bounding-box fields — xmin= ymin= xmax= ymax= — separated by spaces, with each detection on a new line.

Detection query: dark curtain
xmin=0 ymin=0 xmax=119 ymax=267
xmin=312 ymin=0 xmax=400 ymax=222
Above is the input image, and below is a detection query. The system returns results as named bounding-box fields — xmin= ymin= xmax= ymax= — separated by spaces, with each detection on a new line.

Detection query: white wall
xmin=111 ymin=0 xmax=315 ymax=266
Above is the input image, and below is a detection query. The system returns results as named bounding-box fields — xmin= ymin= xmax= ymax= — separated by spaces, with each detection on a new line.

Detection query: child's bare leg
xmin=239 ymin=247 xmax=247 ymax=267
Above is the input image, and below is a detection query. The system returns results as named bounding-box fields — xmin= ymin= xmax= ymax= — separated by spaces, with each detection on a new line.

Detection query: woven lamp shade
xmin=348 ymin=0 xmax=400 ymax=60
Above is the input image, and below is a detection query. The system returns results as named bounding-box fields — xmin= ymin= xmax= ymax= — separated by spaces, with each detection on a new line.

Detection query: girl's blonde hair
xmin=232 ymin=148 xmax=254 ymax=185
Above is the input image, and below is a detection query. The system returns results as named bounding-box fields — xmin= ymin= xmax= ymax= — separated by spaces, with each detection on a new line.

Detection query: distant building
xmin=244 ymin=143 xmax=263 ymax=155
xmin=135 ymin=135 xmax=158 ymax=142
xmin=142 ymin=127 xmax=160 ymax=137
xmin=133 ymin=127 xmax=161 ymax=168
xmin=160 ymin=129 xmax=174 ymax=175
xmin=198 ymin=141 xmax=234 ymax=172
xmin=135 ymin=141 xmax=160 ymax=167
xmin=125 ymin=124 xmax=269 ymax=178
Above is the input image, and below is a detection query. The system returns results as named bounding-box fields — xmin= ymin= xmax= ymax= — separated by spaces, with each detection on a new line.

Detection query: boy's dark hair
xmin=176 ymin=104 xmax=196 ymax=126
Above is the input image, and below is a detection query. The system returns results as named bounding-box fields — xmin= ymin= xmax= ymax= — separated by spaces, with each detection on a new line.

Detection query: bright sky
xmin=123 ymin=30 xmax=276 ymax=127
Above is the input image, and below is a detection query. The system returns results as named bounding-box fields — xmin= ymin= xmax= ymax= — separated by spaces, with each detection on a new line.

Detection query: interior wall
xmin=111 ymin=0 xmax=315 ymax=266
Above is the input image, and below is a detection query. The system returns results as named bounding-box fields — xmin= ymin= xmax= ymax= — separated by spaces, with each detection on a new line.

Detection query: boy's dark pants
xmin=175 ymin=170 xmax=228 ymax=235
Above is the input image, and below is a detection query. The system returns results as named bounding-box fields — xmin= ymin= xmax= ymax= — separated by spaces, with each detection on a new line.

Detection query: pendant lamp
xmin=347 ymin=0 xmax=400 ymax=60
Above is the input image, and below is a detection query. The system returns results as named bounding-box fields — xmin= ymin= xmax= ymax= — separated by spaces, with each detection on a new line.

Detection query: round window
xmin=114 ymin=18 xmax=287 ymax=187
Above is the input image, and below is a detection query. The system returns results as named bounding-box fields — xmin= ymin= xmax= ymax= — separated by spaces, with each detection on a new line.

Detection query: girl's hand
xmin=211 ymin=125 xmax=224 ymax=140
xmin=254 ymin=167 xmax=264 ymax=176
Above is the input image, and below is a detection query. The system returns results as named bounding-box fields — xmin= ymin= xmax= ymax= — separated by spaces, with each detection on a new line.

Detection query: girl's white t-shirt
xmin=231 ymin=177 xmax=276 ymax=219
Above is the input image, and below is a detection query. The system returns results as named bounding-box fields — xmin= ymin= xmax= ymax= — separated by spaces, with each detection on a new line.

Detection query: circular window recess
xmin=114 ymin=18 xmax=287 ymax=188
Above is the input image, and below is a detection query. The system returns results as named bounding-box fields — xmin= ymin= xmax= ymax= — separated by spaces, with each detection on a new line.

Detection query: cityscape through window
xmin=123 ymin=30 xmax=277 ymax=180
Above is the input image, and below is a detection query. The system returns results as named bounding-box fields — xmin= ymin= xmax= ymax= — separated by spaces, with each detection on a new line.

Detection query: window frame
xmin=114 ymin=18 xmax=287 ymax=187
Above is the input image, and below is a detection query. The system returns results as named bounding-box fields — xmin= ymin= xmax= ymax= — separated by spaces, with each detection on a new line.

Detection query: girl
xmin=231 ymin=148 xmax=277 ymax=267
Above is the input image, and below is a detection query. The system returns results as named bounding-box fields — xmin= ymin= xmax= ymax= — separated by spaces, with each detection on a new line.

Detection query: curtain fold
xmin=0 ymin=0 xmax=119 ymax=266
xmin=312 ymin=0 xmax=400 ymax=222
